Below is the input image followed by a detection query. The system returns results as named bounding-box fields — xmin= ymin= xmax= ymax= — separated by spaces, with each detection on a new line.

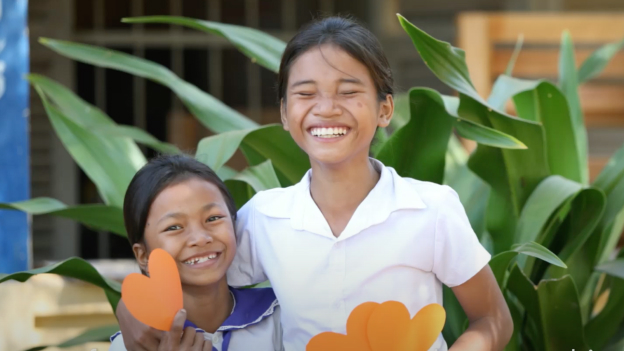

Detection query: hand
xmin=116 ymin=299 xmax=164 ymax=351
xmin=158 ymin=309 xmax=213 ymax=351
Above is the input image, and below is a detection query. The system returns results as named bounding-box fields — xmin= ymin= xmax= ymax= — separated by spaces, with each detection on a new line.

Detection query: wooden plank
xmin=493 ymin=49 xmax=624 ymax=79
xmin=456 ymin=13 xmax=492 ymax=98
xmin=486 ymin=13 xmax=624 ymax=43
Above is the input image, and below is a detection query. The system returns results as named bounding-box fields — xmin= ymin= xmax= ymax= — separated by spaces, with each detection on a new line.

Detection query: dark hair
xmin=123 ymin=154 xmax=237 ymax=246
xmin=277 ymin=16 xmax=394 ymax=102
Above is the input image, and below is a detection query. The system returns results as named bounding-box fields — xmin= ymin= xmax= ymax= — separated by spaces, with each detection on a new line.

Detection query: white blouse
xmin=227 ymin=159 xmax=491 ymax=351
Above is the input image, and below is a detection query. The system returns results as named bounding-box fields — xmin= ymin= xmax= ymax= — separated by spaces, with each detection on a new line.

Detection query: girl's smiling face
xmin=133 ymin=177 xmax=236 ymax=288
xmin=281 ymin=44 xmax=393 ymax=166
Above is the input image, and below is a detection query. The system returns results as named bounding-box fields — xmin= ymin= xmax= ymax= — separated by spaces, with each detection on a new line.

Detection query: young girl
xmin=110 ymin=155 xmax=283 ymax=351
xmin=118 ymin=16 xmax=513 ymax=351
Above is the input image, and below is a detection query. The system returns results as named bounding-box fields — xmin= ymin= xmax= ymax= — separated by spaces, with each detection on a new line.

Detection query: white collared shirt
xmin=227 ymin=159 xmax=491 ymax=351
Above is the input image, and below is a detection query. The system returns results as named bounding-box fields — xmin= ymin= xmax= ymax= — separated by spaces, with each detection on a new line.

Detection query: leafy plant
xmin=1 ymin=14 xmax=624 ymax=351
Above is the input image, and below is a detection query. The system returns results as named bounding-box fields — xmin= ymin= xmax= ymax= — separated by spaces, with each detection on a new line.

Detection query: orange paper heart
xmin=368 ymin=302 xmax=446 ymax=351
xmin=121 ymin=248 xmax=183 ymax=331
xmin=306 ymin=302 xmax=378 ymax=351
xmin=307 ymin=301 xmax=445 ymax=351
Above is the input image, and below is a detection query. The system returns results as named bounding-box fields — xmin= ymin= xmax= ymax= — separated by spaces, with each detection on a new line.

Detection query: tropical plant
xmin=1 ymin=14 xmax=624 ymax=351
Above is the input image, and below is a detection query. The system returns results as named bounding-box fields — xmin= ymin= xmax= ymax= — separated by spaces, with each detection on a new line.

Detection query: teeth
xmin=310 ymin=127 xmax=348 ymax=138
xmin=183 ymin=253 xmax=218 ymax=265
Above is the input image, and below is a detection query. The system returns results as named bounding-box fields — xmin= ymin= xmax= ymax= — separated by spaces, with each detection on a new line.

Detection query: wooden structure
xmin=457 ymin=13 xmax=624 ymax=180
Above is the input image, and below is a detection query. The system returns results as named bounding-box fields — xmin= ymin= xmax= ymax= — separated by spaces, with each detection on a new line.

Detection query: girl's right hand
xmin=158 ymin=309 xmax=212 ymax=351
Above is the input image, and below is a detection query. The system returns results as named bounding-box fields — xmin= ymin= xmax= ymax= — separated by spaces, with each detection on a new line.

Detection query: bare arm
xmin=449 ymin=266 xmax=513 ymax=351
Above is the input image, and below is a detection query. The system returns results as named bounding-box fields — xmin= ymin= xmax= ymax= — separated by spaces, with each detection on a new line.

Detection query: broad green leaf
xmin=462 ymin=95 xmax=550 ymax=253
xmin=507 ymin=265 xmax=588 ymax=351
xmin=578 ymin=38 xmax=624 ymax=84
xmin=0 ymin=198 xmax=126 ymax=236
xmin=230 ymin=160 xmax=281 ymax=192
xmin=28 ymin=74 xmax=147 ymax=170
xmin=487 ymin=75 xmax=539 ymax=112
xmin=512 ymin=241 xmax=567 ymax=269
xmin=585 ymin=277 xmax=624 ymax=350
xmin=516 ymin=176 xmax=582 ymax=244
xmin=24 ymin=324 xmax=119 ymax=351
xmin=0 ymin=258 xmax=121 ymax=311
xmin=558 ymin=31 xmax=589 ymax=185
xmin=123 ymin=16 xmax=286 ymax=73
xmin=216 ymin=165 xmax=238 ymax=181
xmin=515 ymin=81 xmax=584 ymax=183
xmin=390 ymin=92 xmax=410 ymax=130
xmin=196 ymin=124 xmax=309 ymax=186
xmin=225 ymin=180 xmax=255 ymax=210
xmin=454 ymin=119 xmax=526 ymax=150
xmin=397 ymin=15 xmax=482 ymax=102
xmin=35 ymin=87 xmax=139 ymax=208
xmin=40 ymin=38 xmax=257 ymax=134
xmin=376 ymin=88 xmax=454 ymax=184
xmin=442 ymin=285 xmax=467 ymax=345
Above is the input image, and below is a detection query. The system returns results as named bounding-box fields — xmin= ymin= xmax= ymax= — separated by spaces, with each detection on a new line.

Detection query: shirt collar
xmin=286 ymin=158 xmax=428 ymax=240
xmin=185 ymin=287 xmax=279 ymax=332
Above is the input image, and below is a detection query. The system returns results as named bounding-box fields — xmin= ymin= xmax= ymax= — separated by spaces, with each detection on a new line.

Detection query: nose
xmin=313 ymin=94 xmax=342 ymax=117
xmin=188 ymin=228 xmax=213 ymax=247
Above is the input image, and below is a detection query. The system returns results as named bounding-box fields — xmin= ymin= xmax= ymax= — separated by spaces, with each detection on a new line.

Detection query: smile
xmin=183 ymin=253 xmax=219 ymax=265
xmin=309 ymin=127 xmax=349 ymax=138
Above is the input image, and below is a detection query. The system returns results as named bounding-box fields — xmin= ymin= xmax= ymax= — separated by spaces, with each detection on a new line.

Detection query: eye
xmin=296 ymin=92 xmax=314 ymax=97
xmin=341 ymin=91 xmax=358 ymax=95
xmin=165 ymin=225 xmax=182 ymax=232
xmin=206 ymin=215 xmax=224 ymax=223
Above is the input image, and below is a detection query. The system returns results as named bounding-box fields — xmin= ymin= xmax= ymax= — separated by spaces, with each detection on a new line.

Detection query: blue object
xmin=0 ymin=0 xmax=30 ymax=273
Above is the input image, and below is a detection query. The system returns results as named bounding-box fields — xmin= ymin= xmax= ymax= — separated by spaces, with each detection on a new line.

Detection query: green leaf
xmin=596 ymin=259 xmax=624 ymax=280
xmin=507 ymin=265 xmax=588 ymax=350
xmin=487 ymin=75 xmax=540 ymax=112
xmin=376 ymin=88 xmax=454 ymax=184
xmin=196 ymin=124 xmax=309 ymax=186
xmin=95 ymin=124 xmax=181 ymax=155
xmin=39 ymin=38 xmax=257 ymax=134
xmin=0 ymin=258 xmax=121 ymax=311
xmin=505 ymin=34 xmax=524 ymax=76
xmin=35 ymin=87 xmax=140 ymax=208
xmin=28 ymin=74 xmax=147 ymax=170
xmin=397 ymin=15 xmax=482 ymax=102
xmin=558 ymin=31 xmax=589 ymax=185
xmin=512 ymin=241 xmax=567 ymax=269
xmin=455 ymin=119 xmax=526 ymax=150
xmin=390 ymin=92 xmax=410 ymax=130
xmin=490 ymin=251 xmax=519 ymax=287
xmin=591 ymin=143 xmax=624 ymax=265
xmin=516 ymin=176 xmax=582 ymax=244
xmin=229 ymin=160 xmax=281 ymax=192
xmin=370 ymin=127 xmax=389 ymax=157
xmin=123 ymin=16 xmax=286 ymax=73
xmin=0 ymin=198 xmax=126 ymax=236
xmin=24 ymin=324 xmax=119 ymax=351
xmin=578 ymin=38 xmax=624 ymax=84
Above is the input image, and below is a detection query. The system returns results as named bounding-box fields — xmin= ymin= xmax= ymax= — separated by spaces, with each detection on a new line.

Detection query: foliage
xmin=1 ymin=14 xmax=624 ymax=351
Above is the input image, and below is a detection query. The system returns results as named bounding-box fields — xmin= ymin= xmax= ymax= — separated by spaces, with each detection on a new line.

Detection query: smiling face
xmin=133 ymin=177 xmax=236 ymax=288
xmin=281 ymin=44 xmax=394 ymax=167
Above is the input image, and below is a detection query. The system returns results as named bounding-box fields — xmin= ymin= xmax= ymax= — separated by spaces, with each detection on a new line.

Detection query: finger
xmin=202 ymin=337 xmax=213 ymax=351
xmin=139 ymin=329 xmax=165 ymax=351
xmin=169 ymin=309 xmax=187 ymax=341
xmin=191 ymin=331 xmax=205 ymax=351
xmin=180 ymin=326 xmax=197 ymax=349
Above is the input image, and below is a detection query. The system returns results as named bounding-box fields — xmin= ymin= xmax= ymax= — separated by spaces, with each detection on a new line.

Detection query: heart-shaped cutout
xmin=306 ymin=302 xmax=379 ymax=351
xmin=121 ymin=248 xmax=183 ymax=331
xmin=367 ymin=302 xmax=446 ymax=351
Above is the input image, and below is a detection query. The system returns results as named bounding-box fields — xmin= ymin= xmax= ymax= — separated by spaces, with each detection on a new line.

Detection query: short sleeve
xmin=108 ymin=332 xmax=127 ymax=351
xmin=432 ymin=186 xmax=491 ymax=287
xmin=227 ymin=196 xmax=268 ymax=287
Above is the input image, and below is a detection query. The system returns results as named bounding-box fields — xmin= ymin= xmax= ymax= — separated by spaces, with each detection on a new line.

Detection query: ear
xmin=280 ymin=99 xmax=290 ymax=131
xmin=377 ymin=94 xmax=394 ymax=128
xmin=133 ymin=243 xmax=149 ymax=274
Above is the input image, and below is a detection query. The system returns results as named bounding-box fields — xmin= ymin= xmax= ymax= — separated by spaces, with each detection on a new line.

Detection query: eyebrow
xmin=157 ymin=203 xmax=219 ymax=224
xmin=289 ymin=77 xmax=364 ymax=89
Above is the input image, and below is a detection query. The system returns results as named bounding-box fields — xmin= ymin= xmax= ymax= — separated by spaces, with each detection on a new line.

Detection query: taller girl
xmin=228 ymin=17 xmax=512 ymax=351
xmin=118 ymin=16 xmax=513 ymax=351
